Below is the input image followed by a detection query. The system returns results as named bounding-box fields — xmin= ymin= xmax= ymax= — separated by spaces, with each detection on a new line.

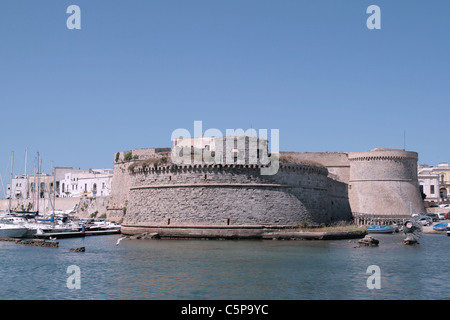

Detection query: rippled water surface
xmin=0 ymin=233 xmax=449 ymax=299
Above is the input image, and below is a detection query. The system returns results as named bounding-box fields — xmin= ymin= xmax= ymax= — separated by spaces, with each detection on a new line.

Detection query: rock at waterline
xmin=128 ymin=232 xmax=160 ymax=240
xmin=69 ymin=247 xmax=85 ymax=252
xmin=18 ymin=239 xmax=59 ymax=248
xmin=403 ymin=239 xmax=419 ymax=245
xmin=357 ymin=235 xmax=379 ymax=247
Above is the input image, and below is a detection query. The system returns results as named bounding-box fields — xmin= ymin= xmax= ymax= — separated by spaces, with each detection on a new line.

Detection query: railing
xmin=352 ymin=212 xmax=411 ymax=225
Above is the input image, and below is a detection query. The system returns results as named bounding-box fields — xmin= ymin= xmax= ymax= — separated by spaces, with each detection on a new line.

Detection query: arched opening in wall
xmin=93 ymin=183 xmax=97 ymax=196
xmin=40 ymin=183 xmax=45 ymax=198
xmin=440 ymin=188 xmax=448 ymax=200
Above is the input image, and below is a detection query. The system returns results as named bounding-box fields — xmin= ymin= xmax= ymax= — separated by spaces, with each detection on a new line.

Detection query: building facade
xmin=59 ymin=169 xmax=113 ymax=198
xmin=6 ymin=167 xmax=113 ymax=200
xmin=418 ymin=163 xmax=450 ymax=203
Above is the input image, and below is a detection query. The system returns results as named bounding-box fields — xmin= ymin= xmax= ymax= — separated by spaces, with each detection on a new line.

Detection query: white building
xmin=418 ymin=165 xmax=440 ymax=203
xmin=6 ymin=175 xmax=29 ymax=199
xmin=5 ymin=167 xmax=113 ymax=200
xmin=432 ymin=163 xmax=450 ymax=201
xmin=60 ymin=169 xmax=113 ymax=198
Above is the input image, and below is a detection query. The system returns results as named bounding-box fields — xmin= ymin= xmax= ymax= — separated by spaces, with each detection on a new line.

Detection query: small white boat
xmin=88 ymin=219 xmax=121 ymax=231
xmin=0 ymin=220 xmax=28 ymax=238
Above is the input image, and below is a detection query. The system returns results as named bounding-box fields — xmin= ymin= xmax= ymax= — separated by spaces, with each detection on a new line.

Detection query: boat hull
xmin=0 ymin=226 xmax=28 ymax=238
xmin=364 ymin=225 xmax=396 ymax=234
xmin=433 ymin=223 xmax=448 ymax=231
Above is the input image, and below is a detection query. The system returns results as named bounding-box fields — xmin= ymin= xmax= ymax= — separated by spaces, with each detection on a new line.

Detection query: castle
xmin=106 ymin=136 xmax=425 ymax=238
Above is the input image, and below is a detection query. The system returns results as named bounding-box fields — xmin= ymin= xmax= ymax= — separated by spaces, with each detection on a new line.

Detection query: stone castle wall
xmin=278 ymin=149 xmax=424 ymax=217
xmin=121 ymin=163 xmax=352 ymax=234
xmin=108 ymin=146 xmax=425 ymax=232
xmin=280 ymin=151 xmax=350 ymax=183
xmin=348 ymin=149 xmax=424 ymax=217
xmin=107 ymin=148 xmax=170 ymax=222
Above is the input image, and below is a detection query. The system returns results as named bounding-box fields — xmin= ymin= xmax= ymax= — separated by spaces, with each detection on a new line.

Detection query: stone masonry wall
xmin=280 ymin=152 xmax=350 ymax=183
xmin=107 ymin=148 xmax=170 ymax=222
xmin=122 ymin=163 xmax=352 ymax=230
xmin=110 ymin=146 xmax=424 ymax=227
xmin=348 ymin=149 xmax=425 ymax=216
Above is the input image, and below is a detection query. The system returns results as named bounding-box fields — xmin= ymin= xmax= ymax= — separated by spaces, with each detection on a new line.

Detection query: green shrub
xmin=124 ymin=152 xmax=133 ymax=161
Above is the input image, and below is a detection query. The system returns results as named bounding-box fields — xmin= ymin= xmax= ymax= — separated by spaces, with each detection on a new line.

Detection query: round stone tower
xmin=348 ymin=148 xmax=425 ymax=221
xmin=121 ymin=162 xmax=352 ymax=237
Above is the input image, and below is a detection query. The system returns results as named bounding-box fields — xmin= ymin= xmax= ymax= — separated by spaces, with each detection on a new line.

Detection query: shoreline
xmin=121 ymin=224 xmax=369 ymax=240
xmin=122 ymin=220 xmax=450 ymax=240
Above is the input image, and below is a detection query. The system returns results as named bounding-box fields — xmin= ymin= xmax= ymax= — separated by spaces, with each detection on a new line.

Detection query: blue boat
xmin=364 ymin=224 xmax=397 ymax=234
xmin=432 ymin=222 xmax=448 ymax=232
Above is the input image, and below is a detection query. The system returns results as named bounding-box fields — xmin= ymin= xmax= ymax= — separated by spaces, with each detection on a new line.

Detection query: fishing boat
xmin=364 ymin=224 xmax=397 ymax=234
xmin=0 ymin=220 xmax=28 ymax=238
xmin=432 ymin=222 xmax=448 ymax=232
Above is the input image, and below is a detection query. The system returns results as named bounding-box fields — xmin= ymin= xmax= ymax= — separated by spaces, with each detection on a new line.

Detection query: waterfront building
xmin=418 ymin=165 xmax=440 ymax=203
xmin=433 ymin=163 xmax=450 ymax=201
xmin=418 ymin=163 xmax=450 ymax=203
xmin=59 ymin=169 xmax=113 ymax=198
xmin=5 ymin=167 xmax=113 ymax=200
xmin=7 ymin=173 xmax=54 ymax=200
xmin=6 ymin=175 xmax=28 ymax=199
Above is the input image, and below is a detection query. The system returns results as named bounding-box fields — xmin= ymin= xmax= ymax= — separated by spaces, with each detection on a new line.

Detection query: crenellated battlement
xmin=348 ymin=149 xmax=418 ymax=162
xmin=129 ymin=162 xmax=328 ymax=176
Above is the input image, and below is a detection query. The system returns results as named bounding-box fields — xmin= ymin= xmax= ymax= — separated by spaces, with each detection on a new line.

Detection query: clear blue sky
xmin=1 ymin=1 xmax=449 ymax=183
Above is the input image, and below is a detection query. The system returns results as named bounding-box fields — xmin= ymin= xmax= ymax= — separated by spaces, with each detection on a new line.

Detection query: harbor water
xmin=0 ymin=233 xmax=449 ymax=300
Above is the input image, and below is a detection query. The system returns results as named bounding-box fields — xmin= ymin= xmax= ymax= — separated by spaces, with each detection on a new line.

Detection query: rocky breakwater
xmin=0 ymin=237 xmax=59 ymax=247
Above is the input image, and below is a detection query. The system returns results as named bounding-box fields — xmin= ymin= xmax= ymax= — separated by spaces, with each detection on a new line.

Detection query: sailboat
xmin=0 ymin=152 xmax=27 ymax=238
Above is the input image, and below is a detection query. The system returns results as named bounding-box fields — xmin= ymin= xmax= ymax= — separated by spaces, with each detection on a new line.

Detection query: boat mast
xmin=8 ymin=151 xmax=14 ymax=214
xmin=24 ymin=147 xmax=28 ymax=177
xmin=36 ymin=152 xmax=40 ymax=215
xmin=40 ymin=156 xmax=44 ymax=214
xmin=32 ymin=154 xmax=35 ymax=212
xmin=52 ymin=161 xmax=56 ymax=220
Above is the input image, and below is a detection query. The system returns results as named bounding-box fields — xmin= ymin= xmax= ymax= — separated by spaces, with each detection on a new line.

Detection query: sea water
xmin=0 ymin=233 xmax=449 ymax=300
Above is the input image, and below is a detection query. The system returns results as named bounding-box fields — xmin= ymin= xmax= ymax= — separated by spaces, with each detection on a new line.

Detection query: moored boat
xmin=432 ymin=222 xmax=448 ymax=232
xmin=0 ymin=220 xmax=28 ymax=238
xmin=364 ymin=224 xmax=397 ymax=234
